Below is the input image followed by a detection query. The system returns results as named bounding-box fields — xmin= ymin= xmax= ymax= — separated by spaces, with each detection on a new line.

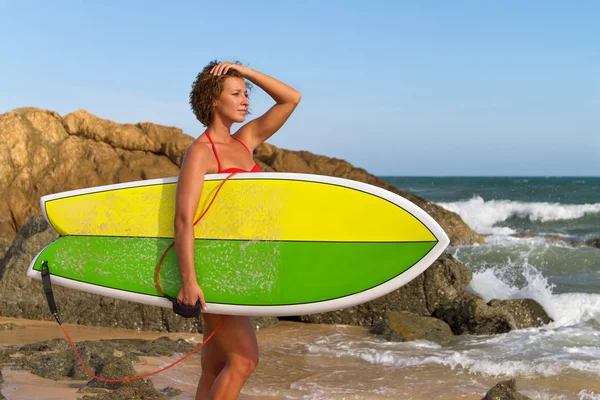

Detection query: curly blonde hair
xmin=189 ymin=60 xmax=252 ymax=127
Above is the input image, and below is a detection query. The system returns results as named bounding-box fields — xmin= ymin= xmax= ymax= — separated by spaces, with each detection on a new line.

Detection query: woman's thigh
xmin=202 ymin=314 xmax=258 ymax=362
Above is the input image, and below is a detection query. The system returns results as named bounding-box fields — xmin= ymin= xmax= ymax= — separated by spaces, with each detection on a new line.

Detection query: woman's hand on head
xmin=177 ymin=281 xmax=207 ymax=311
xmin=210 ymin=62 xmax=251 ymax=77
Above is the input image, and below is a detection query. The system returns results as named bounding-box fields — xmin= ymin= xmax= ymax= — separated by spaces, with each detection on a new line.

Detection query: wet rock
xmin=434 ymin=295 xmax=551 ymax=336
xmin=80 ymin=379 xmax=166 ymax=400
xmin=101 ymin=336 xmax=195 ymax=357
xmin=0 ymin=323 xmax=18 ymax=330
xmin=14 ymin=339 xmax=137 ymax=381
xmin=12 ymin=336 xmax=194 ymax=383
xmin=372 ymin=311 xmax=454 ymax=345
xmin=0 ymin=369 xmax=5 ymax=400
xmin=433 ymin=293 xmax=514 ymax=335
xmin=482 ymin=379 xmax=531 ymax=400
xmin=86 ymin=356 xmax=137 ymax=389
xmin=160 ymin=386 xmax=182 ymax=397
xmin=487 ymin=299 xmax=552 ymax=329
xmin=586 ymin=238 xmax=600 ymax=248
xmin=423 ymin=253 xmax=473 ymax=313
xmin=0 ymin=346 xmax=17 ymax=364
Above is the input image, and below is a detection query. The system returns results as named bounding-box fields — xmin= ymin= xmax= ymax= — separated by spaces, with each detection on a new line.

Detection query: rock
xmin=433 ymin=293 xmax=514 ymax=335
xmin=0 ymin=108 xmax=188 ymax=243
xmin=0 ymin=346 xmax=17 ymax=364
xmin=487 ymin=299 xmax=552 ymax=329
xmin=160 ymin=386 xmax=182 ymax=397
xmin=423 ymin=253 xmax=473 ymax=313
xmin=0 ymin=107 xmax=481 ymax=247
xmin=482 ymin=379 xmax=531 ymax=400
xmin=586 ymin=238 xmax=600 ymax=248
xmin=9 ymin=335 xmax=196 ymax=385
xmin=293 ymin=253 xmax=472 ymax=326
xmin=86 ymin=356 xmax=137 ymax=389
xmin=0 ymin=237 xmax=8 ymax=259
xmin=80 ymin=379 xmax=166 ymax=400
xmin=372 ymin=311 xmax=454 ymax=345
xmin=435 ymin=295 xmax=551 ymax=336
xmin=0 ymin=369 xmax=4 ymax=400
xmin=101 ymin=336 xmax=196 ymax=357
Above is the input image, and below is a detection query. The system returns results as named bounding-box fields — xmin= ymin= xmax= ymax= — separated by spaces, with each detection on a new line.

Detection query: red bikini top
xmin=205 ymin=131 xmax=261 ymax=173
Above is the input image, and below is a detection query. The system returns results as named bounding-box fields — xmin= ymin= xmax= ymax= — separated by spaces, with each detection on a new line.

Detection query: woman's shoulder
xmin=185 ymin=138 xmax=213 ymax=161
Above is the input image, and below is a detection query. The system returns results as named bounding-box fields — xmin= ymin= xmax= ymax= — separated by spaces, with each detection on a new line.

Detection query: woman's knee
xmin=201 ymin=357 xmax=226 ymax=378
xmin=230 ymin=352 xmax=259 ymax=378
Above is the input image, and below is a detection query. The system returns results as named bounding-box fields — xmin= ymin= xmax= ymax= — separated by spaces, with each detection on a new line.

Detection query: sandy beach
xmin=1 ymin=316 xmax=598 ymax=399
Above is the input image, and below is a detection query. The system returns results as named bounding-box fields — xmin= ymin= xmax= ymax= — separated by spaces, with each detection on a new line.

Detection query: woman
xmin=174 ymin=61 xmax=301 ymax=399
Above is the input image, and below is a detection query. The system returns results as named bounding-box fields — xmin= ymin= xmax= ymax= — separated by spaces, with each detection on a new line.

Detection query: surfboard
xmin=28 ymin=173 xmax=449 ymax=317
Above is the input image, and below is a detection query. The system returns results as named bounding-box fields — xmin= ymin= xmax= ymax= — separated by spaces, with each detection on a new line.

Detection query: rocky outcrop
xmin=4 ymin=336 xmax=189 ymax=399
xmin=487 ymin=299 xmax=552 ymax=329
xmin=482 ymin=379 xmax=531 ymax=400
xmin=371 ymin=311 xmax=454 ymax=345
xmin=0 ymin=107 xmax=482 ymax=246
xmin=433 ymin=294 xmax=553 ymax=335
xmin=0 ymin=108 xmax=188 ymax=243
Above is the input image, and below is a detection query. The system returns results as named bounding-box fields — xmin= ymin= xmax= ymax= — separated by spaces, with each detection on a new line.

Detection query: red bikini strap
xmin=231 ymin=136 xmax=252 ymax=155
xmin=204 ymin=131 xmax=221 ymax=172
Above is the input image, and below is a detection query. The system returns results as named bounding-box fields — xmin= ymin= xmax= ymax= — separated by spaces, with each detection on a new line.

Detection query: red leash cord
xmin=43 ymin=172 xmax=238 ymax=382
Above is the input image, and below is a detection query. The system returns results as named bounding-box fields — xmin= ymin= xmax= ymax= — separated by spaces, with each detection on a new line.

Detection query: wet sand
xmin=1 ymin=316 xmax=599 ymax=399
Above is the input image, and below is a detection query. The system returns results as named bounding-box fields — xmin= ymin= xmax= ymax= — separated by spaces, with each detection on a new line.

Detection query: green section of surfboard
xmin=32 ymin=236 xmax=437 ymax=305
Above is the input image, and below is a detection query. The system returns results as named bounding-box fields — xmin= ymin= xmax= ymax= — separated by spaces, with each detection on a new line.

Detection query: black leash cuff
xmin=164 ymin=294 xmax=202 ymax=318
xmin=41 ymin=260 xmax=62 ymax=325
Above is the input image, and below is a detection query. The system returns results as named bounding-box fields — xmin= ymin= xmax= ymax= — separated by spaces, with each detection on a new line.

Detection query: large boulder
xmin=487 ymin=299 xmax=552 ymax=329
xmin=0 ymin=108 xmax=188 ymax=243
xmin=371 ymin=311 xmax=454 ymax=345
xmin=0 ymin=107 xmax=482 ymax=247
xmin=433 ymin=293 xmax=552 ymax=335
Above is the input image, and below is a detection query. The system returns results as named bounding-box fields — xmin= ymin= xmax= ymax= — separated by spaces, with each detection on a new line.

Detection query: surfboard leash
xmin=39 ymin=171 xmax=240 ymax=382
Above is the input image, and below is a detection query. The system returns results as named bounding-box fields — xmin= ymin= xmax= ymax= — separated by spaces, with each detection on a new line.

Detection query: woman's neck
xmin=208 ymin=116 xmax=232 ymax=141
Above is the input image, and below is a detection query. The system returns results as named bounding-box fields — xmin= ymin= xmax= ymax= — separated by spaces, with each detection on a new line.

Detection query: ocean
xmin=371 ymin=176 xmax=600 ymax=398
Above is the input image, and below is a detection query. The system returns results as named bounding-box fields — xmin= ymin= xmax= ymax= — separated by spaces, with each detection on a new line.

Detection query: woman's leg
xmin=196 ymin=313 xmax=259 ymax=400
xmin=195 ymin=316 xmax=227 ymax=399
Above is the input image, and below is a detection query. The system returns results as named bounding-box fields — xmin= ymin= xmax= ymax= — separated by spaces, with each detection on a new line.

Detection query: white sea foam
xmin=305 ymin=340 xmax=600 ymax=378
xmin=579 ymin=390 xmax=600 ymax=400
xmin=436 ymin=196 xmax=600 ymax=235
xmin=467 ymin=264 xmax=600 ymax=327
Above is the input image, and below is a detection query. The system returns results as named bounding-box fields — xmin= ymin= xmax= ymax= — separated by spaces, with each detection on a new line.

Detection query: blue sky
xmin=1 ymin=1 xmax=598 ymax=176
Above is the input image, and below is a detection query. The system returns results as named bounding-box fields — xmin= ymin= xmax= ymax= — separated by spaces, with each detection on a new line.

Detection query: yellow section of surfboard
xmin=42 ymin=173 xmax=436 ymax=242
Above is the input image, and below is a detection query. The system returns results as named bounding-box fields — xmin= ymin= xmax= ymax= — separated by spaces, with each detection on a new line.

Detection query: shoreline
xmin=2 ymin=316 xmax=599 ymax=399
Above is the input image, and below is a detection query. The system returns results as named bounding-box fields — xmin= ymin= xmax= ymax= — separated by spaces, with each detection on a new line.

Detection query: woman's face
xmin=214 ymin=77 xmax=249 ymax=124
